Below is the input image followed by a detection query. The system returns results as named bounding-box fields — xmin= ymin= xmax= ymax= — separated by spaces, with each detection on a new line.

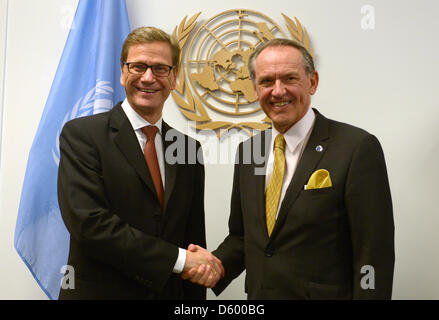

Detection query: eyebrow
xmin=258 ymin=71 xmax=301 ymax=81
xmin=283 ymin=71 xmax=300 ymax=78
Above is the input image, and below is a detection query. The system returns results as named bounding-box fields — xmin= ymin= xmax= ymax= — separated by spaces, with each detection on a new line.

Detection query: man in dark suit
xmin=57 ymin=26 xmax=223 ymax=299
xmin=184 ymin=38 xmax=394 ymax=299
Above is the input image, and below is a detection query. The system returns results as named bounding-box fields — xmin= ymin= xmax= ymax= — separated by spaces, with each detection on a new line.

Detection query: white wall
xmin=0 ymin=0 xmax=79 ymax=299
xmin=0 ymin=0 xmax=8 ymax=166
xmin=1 ymin=0 xmax=438 ymax=299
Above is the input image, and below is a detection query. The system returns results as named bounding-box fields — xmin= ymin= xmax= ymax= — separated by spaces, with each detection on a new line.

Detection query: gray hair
xmin=248 ymin=38 xmax=315 ymax=81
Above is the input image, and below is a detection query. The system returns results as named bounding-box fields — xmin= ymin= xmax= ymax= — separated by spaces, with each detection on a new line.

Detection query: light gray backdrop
xmin=0 ymin=0 xmax=438 ymax=299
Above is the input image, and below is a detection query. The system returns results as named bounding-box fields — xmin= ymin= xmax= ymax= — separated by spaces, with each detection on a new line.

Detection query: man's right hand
xmin=181 ymin=244 xmax=224 ymax=288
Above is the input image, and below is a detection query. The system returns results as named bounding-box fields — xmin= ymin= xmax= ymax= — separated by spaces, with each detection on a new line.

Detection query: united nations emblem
xmin=52 ymin=81 xmax=115 ymax=165
xmin=172 ymin=9 xmax=313 ymax=137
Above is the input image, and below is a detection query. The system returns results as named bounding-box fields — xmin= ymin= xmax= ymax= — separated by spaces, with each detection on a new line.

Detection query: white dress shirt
xmin=265 ymin=107 xmax=316 ymax=219
xmin=121 ymin=99 xmax=186 ymax=273
xmin=121 ymin=99 xmax=165 ymax=186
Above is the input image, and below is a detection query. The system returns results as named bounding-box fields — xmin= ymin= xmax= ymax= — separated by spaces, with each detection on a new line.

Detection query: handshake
xmin=181 ymin=244 xmax=224 ymax=288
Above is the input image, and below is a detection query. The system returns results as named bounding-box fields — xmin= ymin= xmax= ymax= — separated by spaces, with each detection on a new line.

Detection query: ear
xmin=169 ymin=67 xmax=178 ymax=90
xmin=120 ymin=66 xmax=126 ymax=87
xmin=253 ymin=82 xmax=259 ymax=100
xmin=308 ymin=71 xmax=319 ymax=95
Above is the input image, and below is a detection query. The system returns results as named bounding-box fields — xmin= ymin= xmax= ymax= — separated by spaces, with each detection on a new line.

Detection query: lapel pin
xmin=315 ymin=145 xmax=323 ymax=152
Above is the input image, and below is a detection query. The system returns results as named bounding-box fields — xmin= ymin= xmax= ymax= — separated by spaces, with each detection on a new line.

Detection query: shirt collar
xmin=271 ymin=107 xmax=315 ymax=154
xmin=121 ymin=98 xmax=162 ymax=134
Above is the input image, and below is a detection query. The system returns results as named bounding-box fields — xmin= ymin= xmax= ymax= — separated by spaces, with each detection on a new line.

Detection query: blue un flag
xmin=14 ymin=0 xmax=131 ymax=299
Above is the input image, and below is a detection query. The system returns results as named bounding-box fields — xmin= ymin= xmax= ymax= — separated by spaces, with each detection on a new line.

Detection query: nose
xmin=271 ymin=79 xmax=286 ymax=97
xmin=140 ymin=67 xmax=155 ymax=82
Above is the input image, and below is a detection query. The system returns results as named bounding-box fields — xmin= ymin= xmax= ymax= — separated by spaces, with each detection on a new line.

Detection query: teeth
xmin=273 ymin=101 xmax=289 ymax=107
xmin=138 ymin=88 xmax=157 ymax=93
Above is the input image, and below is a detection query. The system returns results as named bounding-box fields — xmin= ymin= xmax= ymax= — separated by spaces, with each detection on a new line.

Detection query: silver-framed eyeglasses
xmin=123 ymin=62 xmax=174 ymax=77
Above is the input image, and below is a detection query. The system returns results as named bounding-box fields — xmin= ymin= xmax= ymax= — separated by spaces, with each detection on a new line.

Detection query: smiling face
xmin=120 ymin=41 xmax=176 ymax=123
xmin=253 ymin=45 xmax=318 ymax=133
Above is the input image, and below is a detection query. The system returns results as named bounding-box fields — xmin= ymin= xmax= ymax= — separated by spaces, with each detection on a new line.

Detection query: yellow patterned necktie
xmin=265 ymin=134 xmax=286 ymax=237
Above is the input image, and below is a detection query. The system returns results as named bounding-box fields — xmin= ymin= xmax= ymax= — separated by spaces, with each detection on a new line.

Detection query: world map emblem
xmin=172 ymin=9 xmax=314 ymax=137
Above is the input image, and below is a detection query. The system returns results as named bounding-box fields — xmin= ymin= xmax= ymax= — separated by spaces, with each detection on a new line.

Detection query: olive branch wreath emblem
xmin=52 ymin=81 xmax=114 ymax=165
xmin=171 ymin=10 xmax=314 ymax=138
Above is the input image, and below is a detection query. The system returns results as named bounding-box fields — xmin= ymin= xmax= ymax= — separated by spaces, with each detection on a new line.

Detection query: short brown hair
xmin=120 ymin=26 xmax=180 ymax=67
xmin=248 ymin=38 xmax=315 ymax=81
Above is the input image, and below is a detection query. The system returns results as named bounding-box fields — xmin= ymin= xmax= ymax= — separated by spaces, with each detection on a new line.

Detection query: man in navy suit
xmin=58 ymin=26 xmax=223 ymax=299
xmin=184 ymin=38 xmax=394 ymax=299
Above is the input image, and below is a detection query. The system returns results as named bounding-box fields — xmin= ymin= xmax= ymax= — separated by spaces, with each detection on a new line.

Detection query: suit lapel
xmin=162 ymin=121 xmax=177 ymax=212
xmin=250 ymin=130 xmax=272 ymax=239
xmin=110 ymin=104 xmax=158 ymax=199
xmin=269 ymin=110 xmax=330 ymax=239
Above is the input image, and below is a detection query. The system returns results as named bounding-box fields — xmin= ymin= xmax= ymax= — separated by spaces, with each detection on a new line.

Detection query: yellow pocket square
xmin=305 ymin=169 xmax=332 ymax=190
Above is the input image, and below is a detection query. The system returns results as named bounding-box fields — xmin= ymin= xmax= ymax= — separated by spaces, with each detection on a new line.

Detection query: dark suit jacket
xmin=213 ymin=109 xmax=394 ymax=299
xmin=57 ymin=102 xmax=206 ymax=299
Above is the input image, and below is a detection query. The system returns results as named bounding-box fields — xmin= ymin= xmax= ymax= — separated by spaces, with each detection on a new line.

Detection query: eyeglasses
xmin=123 ymin=62 xmax=174 ymax=77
